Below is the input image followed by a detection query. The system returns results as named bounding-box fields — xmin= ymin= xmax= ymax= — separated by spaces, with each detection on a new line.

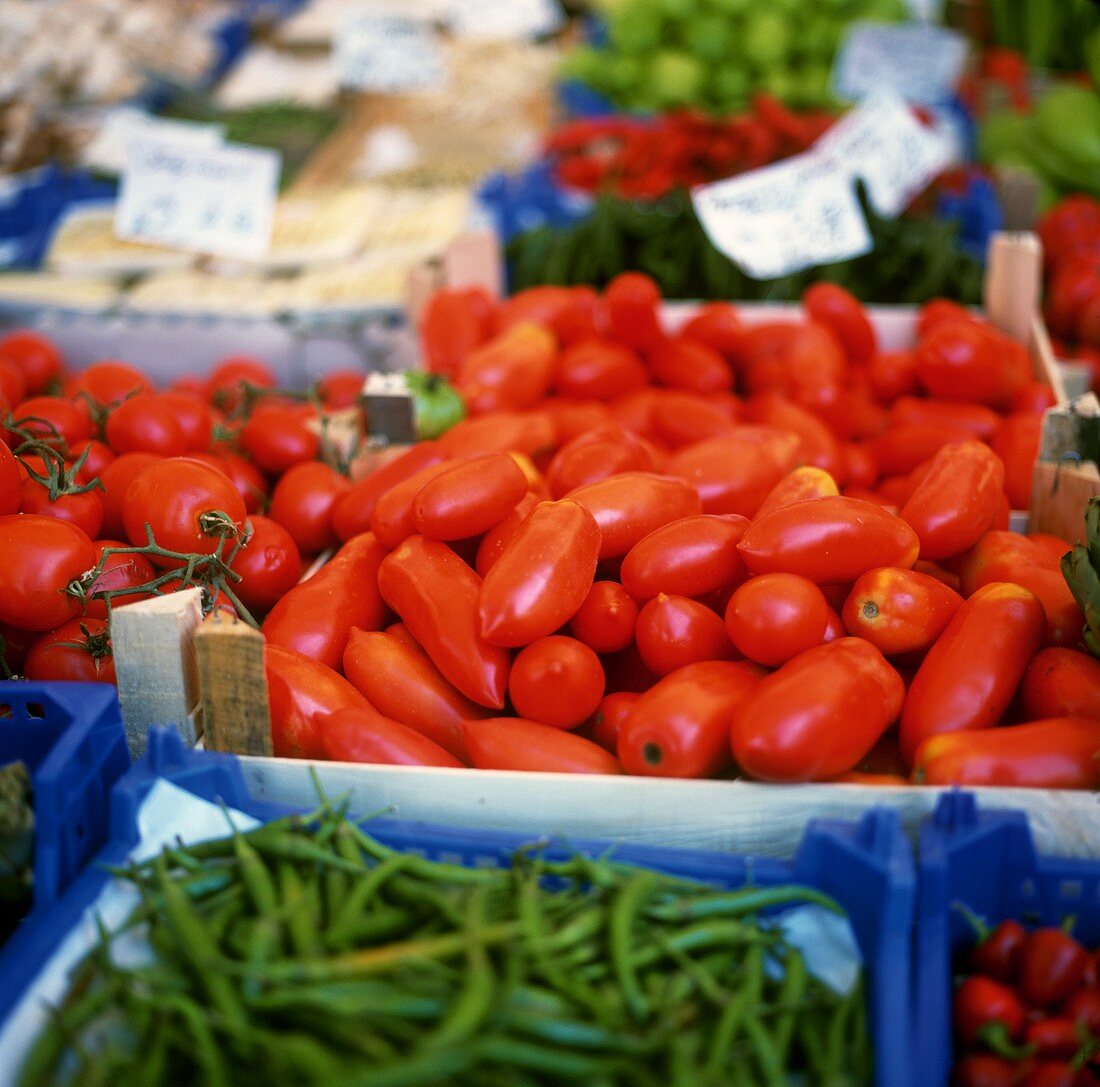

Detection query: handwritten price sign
xmin=447 ymin=0 xmax=564 ymax=40
xmin=115 ymin=138 xmax=279 ymax=261
xmin=336 ymin=11 xmax=447 ymax=93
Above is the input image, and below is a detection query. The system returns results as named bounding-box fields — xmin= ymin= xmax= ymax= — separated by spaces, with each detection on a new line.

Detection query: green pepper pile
xmin=507 ymin=188 xmax=983 ymax=304
xmin=21 ymin=799 xmax=872 ymax=1086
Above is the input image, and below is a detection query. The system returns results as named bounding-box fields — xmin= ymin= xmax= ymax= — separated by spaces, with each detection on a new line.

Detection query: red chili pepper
xmin=1023 ymin=1063 xmax=1076 ymax=1087
xmin=1019 ymin=929 xmax=1090 ymax=1008
xmin=954 ymin=976 xmax=1027 ymax=1049
xmin=1024 ymin=1019 xmax=1085 ymax=1061
xmin=953 ymin=1053 xmax=1023 ymax=1087
xmin=1060 ymin=988 xmax=1100 ymax=1034
xmin=970 ymin=920 xmax=1028 ymax=984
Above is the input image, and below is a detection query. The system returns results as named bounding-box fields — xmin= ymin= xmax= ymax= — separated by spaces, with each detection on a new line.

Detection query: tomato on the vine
xmin=230 ymin=515 xmax=302 ymax=614
xmin=24 ymin=618 xmax=115 ymax=683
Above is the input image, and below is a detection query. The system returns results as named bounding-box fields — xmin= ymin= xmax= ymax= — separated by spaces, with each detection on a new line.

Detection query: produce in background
xmin=507 ymin=185 xmax=985 ymax=304
xmin=560 ymin=0 xmax=908 ymax=113
xmin=0 ymin=761 xmax=32 ymax=944
xmin=1063 ymin=497 xmax=1100 ymax=657
xmin=19 ymin=804 xmax=871 ymax=1086
xmin=983 ymin=0 xmax=1100 ymax=74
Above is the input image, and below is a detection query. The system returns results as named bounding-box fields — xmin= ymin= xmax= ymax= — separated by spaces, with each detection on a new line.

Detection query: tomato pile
xmin=0 ymin=271 xmax=1096 ymax=788
xmin=954 ymin=922 xmax=1100 ymax=1087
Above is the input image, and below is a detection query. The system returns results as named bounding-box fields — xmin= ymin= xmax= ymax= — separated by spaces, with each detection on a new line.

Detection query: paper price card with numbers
xmin=115 ymin=138 xmax=279 ymax=261
xmin=692 ymin=153 xmax=873 ymax=281
xmin=816 ymin=93 xmax=956 ymax=218
xmin=336 ymin=10 xmax=447 ymax=93
xmin=832 ymin=21 xmax=968 ymax=105
xmin=447 ymin=0 xmax=564 ymax=40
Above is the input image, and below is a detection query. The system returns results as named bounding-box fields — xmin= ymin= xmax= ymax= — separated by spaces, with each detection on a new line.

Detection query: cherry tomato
xmin=206 ymin=356 xmax=276 ymax=411
xmin=954 ymin=975 xmax=1027 ymax=1047
xmin=105 ymin=393 xmax=187 ymax=456
xmin=157 ymin=391 xmax=213 ymax=453
xmin=842 ymin=567 xmax=963 ymax=656
xmin=66 ymin=360 xmax=148 ymax=406
xmin=666 ymin=429 xmax=802 ymax=517
xmin=589 ymin=691 xmax=639 ymax=752
xmin=83 ymin=539 xmax=156 ymax=619
xmin=1022 ymin=648 xmax=1100 ymax=719
xmin=320 ymin=705 xmax=463 ymax=768
xmin=371 ymin=460 xmax=459 ymax=550
xmin=475 ymin=491 xmax=540 ymax=576
xmin=378 ymin=535 xmax=510 ymax=709
xmin=70 ymin=438 xmax=115 ymax=483
xmin=331 ymin=441 xmax=449 ymax=542
xmin=459 ymin=323 xmax=556 ymax=412
xmin=1020 ymin=930 xmax=1090 ymax=1008
xmin=913 ymin=718 xmax=1100 ymax=788
xmin=316 ymin=370 xmax=364 ymax=410
xmin=228 ymin=515 xmax=302 ymax=614
xmin=19 ymin=476 xmax=104 ymax=538
xmin=725 ymin=573 xmax=829 ymax=666
xmin=11 ymin=395 xmax=91 ymax=447
xmin=871 ymin=422 xmax=974 ymax=476
xmin=122 ymin=457 xmax=247 ymax=564
xmin=970 ymin=919 xmax=1026 ymax=983
xmin=916 ymin=320 xmax=1026 ymax=405
xmin=568 ymin=580 xmax=638 ymax=653
xmin=636 ymin=594 xmax=735 ymax=676
xmin=0 ymin=330 xmax=63 ymax=394
xmin=24 ymin=617 xmax=115 ymax=684
xmin=992 ymin=412 xmax=1043 ymax=511
xmin=730 ymin=638 xmax=904 ymax=782
xmin=478 ymin=500 xmax=600 ymax=648
xmin=240 ymin=408 xmax=319 ymax=476
xmin=739 ymin=496 xmax=920 ymax=584
xmin=756 ymin=467 xmax=840 ymax=520
xmin=803 ymin=283 xmax=876 ymax=365
xmin=342 ymin=628 xmax=485 ymax=760
xmin=620 ymin=514 xmax=748 ymax=601
xmin=412 ymin=453 xmax=528 ymax=541
xmin=0 ymin=515 xmax=95 ymax=631
xmin=605 ymin=272 xmax=664 ymax=350
xmin=900 ymin=582 xmax=1048 ymax=762
xmin=647 ymin=336 xmax=733 ymax=394
xmin=952 ymin=1054 xmax=1021 ymax=1087
xmin=566 ymin=471 xmax=701 ymax=559
xmin=618 ymin=660 xmax=764 ymax=778
xmin=650 ymin=390 xmax=738 ymax=450
xmin=268 ymin=461 xmax=349 ymax=556
xmin=464 ymin=717 xmax=621 ymax=774
xmin=507 ymin=635 xmax=605 ymax=729
xmin=266 ymin=643 xmax=368 ymax=760
xmin=262 ymin=532 xmax=386 ymax=671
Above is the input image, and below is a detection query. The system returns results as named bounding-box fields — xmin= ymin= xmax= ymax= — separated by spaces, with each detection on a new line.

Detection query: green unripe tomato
xmin=742 ymin=11 xmax=788 ymax=66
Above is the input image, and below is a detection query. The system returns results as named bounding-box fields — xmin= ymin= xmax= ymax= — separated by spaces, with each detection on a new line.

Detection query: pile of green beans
xmin=19 ymin=799 xmax=873 ymax=1086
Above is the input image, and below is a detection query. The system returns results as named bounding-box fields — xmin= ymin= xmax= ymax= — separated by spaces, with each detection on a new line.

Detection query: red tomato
xmin=636 ymin=594 xmax=735 ymax=676
xmin=475 ymin=491 xmax=540 ymax=576
xmin=509 ymin=635 xmax=605 ymax=728
xmin=900 ymin=583 xmax=1047 ymax=761
xmin=493 ymin=286 xmax=571 ymax=336
xmin=842 ymin=567 xmax=963 ymax=656
xmin=122 ymin=458 xmax=247 ymax=563
xmin=464 ymin=717 xmax=621 ymax=774
xmin=680 ymin=302 xmax=741 ymax=355
xmin=412 ymin=452 xmax=527 ymax=541
xmin=11 ymin=396 xmax=91 ymax=448
xmin=331 ymin=441 xmax=449 ymax=542
xmin=420 ymin=287 xmax=494 ymax=377
xmin=240 ymin=409 xmax=319 ymax=476
xmin=1022 ymin=648 xmax=1100 ymax=719
xmin=608 ymin=388 xmax=661 ymax=440
xmin=916 ymin=320 xmax=1026 ymax=405
xmin=0 ymin=442 xmax=19 ymax=516
xmin=618 ymin=659 xmax=764 ymax=778
xmin=20 ymin=477 xmax=104 ymax=538
xmin=553 ymin=337 xmax=648 ymax=401
xmin=70 ymin=439 xmax=115 ymax=484
xmin=739 ymin=496 xmax=920 ymax=584
xmin=589 ymin=691 xmax=639 ymax=751
xmin=745 ymin=393 xmax=843 ymax=480
xmin=953 ymin=975 xmax=1026 ymax=1046
xmin=544 ymin=400 xmax=613 ymax=443
xmin=647 ymin=336 xmax=733 ymax=394
xmin=458 ymin=323 xmax=556 ymax=412
xmin=550 ymin=286 xmax=605 ymax=346
xmin=97 ymin=452 xmax=159 ymax=538
xmin=67 ymin=360 xmax=149 ymax=406
xmin=0 ymin=357 xmax=26 ymax=407
xmin=0 ymin=620 xmax=34 ymax=674
xmin=105 ymin=393 xmax=187 ymax=456
xmin=24 ymin=617 xmax=115 ymax=683
xmin=568 ymin=580 xmax=638 ymax=653
xmin=268 ymin=461 xmax=349 ymax=556
xmin=378 ymin=535 xmax=510 ymax=709
xmin=229 ymin=515 xmax=302 ymax=614
xmin=899 ymin=440 xmax=1005 ymax=561
xmin=1003 ymin=565 xmax=1085 ymax=647
xmin=371 ymin=461 xmax=458 ymax=549
xmin=546 ymin=427 xmax=654 ymax=498
xmin=605 ymin=272 xmax=663 ymax=350
xmin=1024 ymin=1020 xmax=1081 ymax=1061
xmin=0 ymin=331 xmax=63 ymax=394
xmin=868 ymin=350 xmax=918 ymax=402
xmin=266 ymin=643 xmax=368 ymax=759
xmin=342 ymin=628 xmax=485 ymax=760
xmin=315 ymin=370 xmax=364 ymax=410
xmin=871 ymin=422 xmax=974 ymax=477
xmin=992 ymin=412 xmax=1043 ymax=510
xmin=1011 ymin=380 xmax=1057 ymax=414
xmin=262 ymin=532 xmax=386 ymax=670
xmin=1019 ymin=929 xmax=1090 ymax=1007
xmin=804 ymin=283 xmax=876 ymax=365
xmin=731 ymin=638 xmax=904 ymax=782
xmin=0 ymin=515 xmax=95 ymax=631
xmin=478 ymin=500 xmax=600 ymax=648
xmin=206 ymin=356 xmax=276 ymax=411
xmin=320 ymin=705 xmax=463 ymax=768
xmin=1029 ymin=534 xmax=1073 ymax=563
xmin=1061 ymin=989 xmax=1100 ymax=1034
xmin=156 ymin=391 xmax=213 ymax=453
xmin=959 ymin=531 xmax=1054 ymax=596
xmin=83 ymin=539 xmax=156 ymax=619
xmin=889 ymin=396 xmax=1001 ymax=441
xmin=565 ymin=471 xmax=701 ymax=559
xmin=725 ymin=573 xmax=829 ymax=666
xmin=620 ymin=514 xmax=747 ymax=600
xmin=755 ymin=467 xmax=839 ymax=521
xmin=651 ymin=390 xmax=738 ymax=450
xmin=189 ymin=453 xmax=268 ymax=516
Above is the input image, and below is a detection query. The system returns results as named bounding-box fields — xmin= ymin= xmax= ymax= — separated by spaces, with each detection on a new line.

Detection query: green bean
xmin=280 ymin=863 xmax=322 ymax=958
xmin=645 ymin=884 xmax=843 ymax=923
xmin=744 ymin=1013 xmax=784 ymax=1087
xmin=610 ymin=870 xmax=658 ymax=1022
xmin=17 ymin=980 xmax=122 ymax=1085
xmin=232 ymin=830 xmax=280 ymax=919
xmin=332 ymin=1046 xmax=475 ymax=1087
xmin=250 ymin=980 xmax=446 ymax=1019
xmin=327 ymin=854 xmax=415 ymax=948
xmin=476 ymin=1035 xmax=613 ymax=1079
xmin=772 ymin=947 xmax=807 ymax=1066
xmin=703 ymin=941 xmax=764 ymax=1081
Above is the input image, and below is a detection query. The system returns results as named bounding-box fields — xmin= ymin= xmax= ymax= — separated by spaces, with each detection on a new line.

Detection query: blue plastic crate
xmin=0 ymin=729 xmax=916 ymax=1086
xmin=0 ymin=682 xmax=129 ymax=912
xmin=915 ymin=791 xmax=1100 ymax=1087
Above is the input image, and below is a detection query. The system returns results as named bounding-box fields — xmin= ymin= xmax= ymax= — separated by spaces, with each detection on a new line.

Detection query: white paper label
xmin=817 ymin=93 xmax=956 ymax=217
xmin=336 ymin=11 xmax=447 ymax=92
xmin=903 ymin=0 xmax=946 ymax=21
xmin=84 ymin=108 xmax=225 ymax=175
xmin=692 ymin=152 xmax=873 ymax=280
xmin=832 ymin=21 xmax=969 ymax=104
xmin=115 ymin=137 xmax=279 ymax=261
xmin=447 ymin=0 xmax=564 ymax=40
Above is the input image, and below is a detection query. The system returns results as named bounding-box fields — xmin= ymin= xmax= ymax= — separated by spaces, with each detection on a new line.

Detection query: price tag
xmin=832 ymin=21 xmax=968 ymax=105
xmin=447 ymin=0 xmax=564 ymax=40
xmin=115 ymin=137 xmax=279 ymax=261
xmin=84 ymin=108 xmax=224 ymax=175
xmin=335 ymin=10 xmax=447 ymax=92
xmin=816 ymin=93 xmax=956 ymax=217
xmin=903 ymin=0 xmax=946 ymax=21
xmin=692 ymin=152 xmax=872 ymax=280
